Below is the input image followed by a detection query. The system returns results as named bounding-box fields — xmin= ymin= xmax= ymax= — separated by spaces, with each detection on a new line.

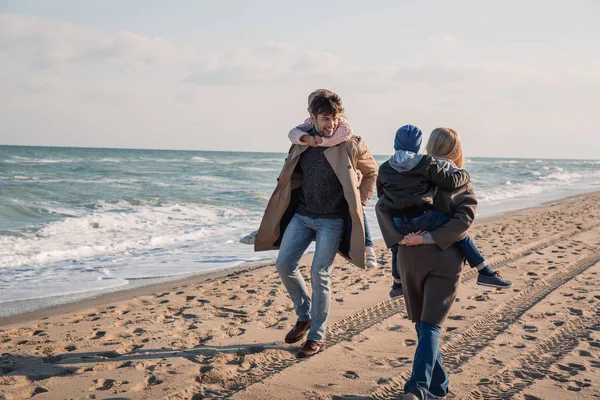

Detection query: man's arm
xmin=425 ymin=156 xmax=470 ymax=190
xmin=354 ymin=138 xmax=378 ymax=206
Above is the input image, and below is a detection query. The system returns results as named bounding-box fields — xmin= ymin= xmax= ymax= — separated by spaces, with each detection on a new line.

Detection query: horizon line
xmin=1 ymin=143 xmax=598 ymax=162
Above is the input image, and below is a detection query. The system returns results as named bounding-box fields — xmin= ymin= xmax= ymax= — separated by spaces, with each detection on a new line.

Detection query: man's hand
xmin=301 ymin=135 xmax=319 ymax=147
xmin=400 ymin=232 xmax=425 ymax=246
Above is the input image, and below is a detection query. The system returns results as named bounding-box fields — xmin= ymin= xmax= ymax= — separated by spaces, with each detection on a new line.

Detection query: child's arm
xmin=288 ymin=118 xmax=314 ymax=145
xmin=425 ymin=156 xmax=470 ymax=190
xmin=318 ymin=117 xmax=354 ymax=147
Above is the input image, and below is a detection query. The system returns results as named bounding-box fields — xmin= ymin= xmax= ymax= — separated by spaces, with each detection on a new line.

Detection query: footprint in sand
xmin=343 ymin=370 xmax=359 ymax=379
xmin=4 ymin=386 xmax=49 ymax=400
xmin=89 ymin=378 xmax=118 ymax=391
xmin=130 ymin=374 xmax=163 ymax=391
xmin=523 ymin=325 xmax=539 ymax=333
xmin=87 ymin=330 xmax=106 ymax=340
xmin=568 ymin=307 xmax=583 ymax=316
xmin=64 ymin=344 xmax=77 ymax=352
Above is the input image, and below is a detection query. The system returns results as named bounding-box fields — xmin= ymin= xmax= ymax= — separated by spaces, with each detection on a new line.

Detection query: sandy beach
xmin=1 ymin=191 xmax=600 ymax=400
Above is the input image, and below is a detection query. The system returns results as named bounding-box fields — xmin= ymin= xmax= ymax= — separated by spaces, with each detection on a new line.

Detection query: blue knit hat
xmin=394 ymin=125 xmax=423 ymax=152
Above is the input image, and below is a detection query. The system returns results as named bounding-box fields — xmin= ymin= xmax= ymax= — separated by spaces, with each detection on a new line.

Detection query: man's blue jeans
xmin=404 ymin=321 xmax=449 ymax=399
xmin=391 ymin=210 xmax=485 ymax=280
xmin=275 ymin=214 xmax=344 ymax=342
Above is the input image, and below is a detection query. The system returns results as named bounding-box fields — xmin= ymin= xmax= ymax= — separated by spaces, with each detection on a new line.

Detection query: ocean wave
xmin=191 ymin=176 xmax=221 ymax=182
xmin=0 ymin=202 xmax=256 ymax=269
xmin=7 ymin=157 xmax=75 ymax=164
xmin=41 ymin=178 xmax=139 ymax=184
xmin=242 ymin=167 xmax=280 ymax=172
xmin=478 ymin=183 xmax=548 ymax=204
xmin=478 ymin=169 xmax=600 ymax=204
xmin=496 ymin=160 xmax=520 ymax=164
xmin=94 ymin=158 xmax=121 ymax=163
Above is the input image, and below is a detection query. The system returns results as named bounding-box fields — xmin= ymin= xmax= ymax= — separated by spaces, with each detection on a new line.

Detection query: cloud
xmin=427 ymin=34 xmax=459 ymax=47
xmin=81 ymin=31 xmax=197 ymax=66
xmin=184 ymin=45 xmax=346 ymax=86
xmin=259 ymin=41 xmax=297 ymax=55
xmin=0 ymin=13 xmax=94 ymax=66
xmin=0 ymin=13 xmax=197 ymax=68
xmin=2 ymin=12 xmax=598 ymax=101
xmin=291 ymin=52 xmax=345 ymax=74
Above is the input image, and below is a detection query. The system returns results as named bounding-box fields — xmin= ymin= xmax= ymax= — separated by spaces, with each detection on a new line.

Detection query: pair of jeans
xmin=404 ymin=321 xmax=449 ymax=399
xmin=275 ymin=214 xmax=344 ymax=342
xmin=363 ymin=208 xmax=373 ymax=248
xmin=390 ymin=210 xmax=485 ymax=280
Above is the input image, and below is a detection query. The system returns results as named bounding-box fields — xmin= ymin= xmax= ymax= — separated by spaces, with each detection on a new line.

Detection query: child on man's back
xmin=240 ymin=89 xmax=378 ymax=267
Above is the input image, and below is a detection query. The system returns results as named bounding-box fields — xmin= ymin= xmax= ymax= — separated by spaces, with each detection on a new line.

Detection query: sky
xmin=1 ymin=0 xmax=599 ymax=159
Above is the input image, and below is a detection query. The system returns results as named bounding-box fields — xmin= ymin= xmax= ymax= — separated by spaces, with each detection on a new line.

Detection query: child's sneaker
xmin=239 ymin=230 xmax=259 ymax=245
xmin=477 ymin=271 xmax=512 ymax=288
xmin=365 ymin=246 xmax=377 ymax=268
xmin=389 ymin=282 xmax=403 ymax=298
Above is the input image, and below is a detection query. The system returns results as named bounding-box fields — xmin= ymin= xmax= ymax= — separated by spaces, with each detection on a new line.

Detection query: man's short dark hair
xmin=309 ymin=89 xmax=344 ymax=118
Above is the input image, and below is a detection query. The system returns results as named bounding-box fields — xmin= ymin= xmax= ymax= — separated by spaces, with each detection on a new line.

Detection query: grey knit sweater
xmin=296 ymin=131 xmax=348 ymax=219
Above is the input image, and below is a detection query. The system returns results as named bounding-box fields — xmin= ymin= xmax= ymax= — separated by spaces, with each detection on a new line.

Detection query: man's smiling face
xmin=311 ymin=113 xmax=338 ymax=137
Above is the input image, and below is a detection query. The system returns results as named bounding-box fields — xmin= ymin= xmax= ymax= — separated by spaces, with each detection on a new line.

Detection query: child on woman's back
xmin=377 ymin=126 xmax=512 ymax=298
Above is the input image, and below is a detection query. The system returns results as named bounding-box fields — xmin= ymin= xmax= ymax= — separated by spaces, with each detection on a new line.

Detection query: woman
xmin=376 ymin=127 xmax=477 ymax=399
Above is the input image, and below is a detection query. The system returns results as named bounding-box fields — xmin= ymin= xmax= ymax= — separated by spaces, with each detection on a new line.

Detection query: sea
xmin=2 ymin=145 xmax=600 ymax=317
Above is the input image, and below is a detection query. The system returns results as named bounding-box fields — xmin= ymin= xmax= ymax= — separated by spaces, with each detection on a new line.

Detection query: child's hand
xmin=314 ymin=136 xmax=323 ymax=145
xmin=301 ymin=135 xmax=319 ymax=147
xmin=356 ymin=170 xmax=363 ymax=184
xmin=400 ymin=232 xmax=424 ymax=246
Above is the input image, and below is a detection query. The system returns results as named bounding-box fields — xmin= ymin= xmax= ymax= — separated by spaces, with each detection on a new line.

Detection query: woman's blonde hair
xmin=425 ymin=127 xmax=464 ymax=168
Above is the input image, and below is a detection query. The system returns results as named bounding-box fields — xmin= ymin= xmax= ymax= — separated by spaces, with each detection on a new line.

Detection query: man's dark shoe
xmin=477 ymin=271 xmax=512 ymax=288
xmin=285 ymin=319 xmax=311 ymax=344
xmin=297 ymin=339 xmax=324 ymax=358
xmin=402 ymin=387 xmax=425 ymax=400
xmin=390 ymin=282 xmax=404 ymax=298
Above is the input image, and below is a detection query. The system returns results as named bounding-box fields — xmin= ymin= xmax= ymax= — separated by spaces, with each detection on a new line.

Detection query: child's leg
xmin=392 ymin=217 xmax=413 ymax=236
xmin=456 ymin=236 xmax=513 ymax=288
xmin=409 ymin=210 xmax=451 ymax=233
xmin=391 ymin=244 xmax=400 ymax=280
xmin=363 ymin=209 xmax=374 ymax=248
xmin=454 ymin=235 xmax=485 ymax=269
xmin=389 ymin=244 xmax=403 ymax=297
xmin=389 ymin=218 xmax=407 ymax=297
xmin=363 ymin=208 xmax=377 ymax=267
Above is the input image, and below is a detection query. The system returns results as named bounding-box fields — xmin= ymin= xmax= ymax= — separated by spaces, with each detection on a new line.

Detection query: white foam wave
xmin=242 ymin=167 xmax=280 ymax=172
xmin=478 ymin=169 xmax=600 ymax=204
xmin=191 ymin=176 xmax=221 ymax=182
xmin=41 ymin=178 xmax=138 ymax=184
xmin=0 ymin=202 xmax=254 ymax=269
xmin=497 ymin=160 xmax=520 ymax=164
xmin=8 ymin=157 xmax=74 ymax=164
xmin=95 ymin=158 xmax=121 ymax=163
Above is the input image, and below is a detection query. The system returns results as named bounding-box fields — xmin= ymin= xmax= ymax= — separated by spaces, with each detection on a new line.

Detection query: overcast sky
xmin=1 ymin=1 xmax=599 ymax=158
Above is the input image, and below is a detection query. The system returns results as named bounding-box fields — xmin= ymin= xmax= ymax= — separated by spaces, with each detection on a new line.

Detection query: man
xmin=255 ymin=89 xmax=378 ymax=358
